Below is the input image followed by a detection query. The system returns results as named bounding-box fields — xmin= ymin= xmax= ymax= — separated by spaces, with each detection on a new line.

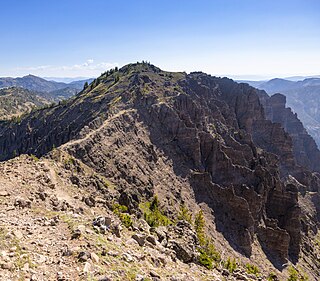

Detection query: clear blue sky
xmin=1 ymin=0 xmax=320 ymax=79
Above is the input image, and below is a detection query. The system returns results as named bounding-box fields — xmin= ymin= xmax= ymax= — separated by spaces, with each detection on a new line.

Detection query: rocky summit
xmin=1 ymin=62 xmax=320 ymax=281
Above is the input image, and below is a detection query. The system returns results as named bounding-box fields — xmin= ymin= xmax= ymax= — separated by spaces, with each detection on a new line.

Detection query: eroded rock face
xmin=258 ymin=91 xmax=320 ymax=174
xmin=0 ymin=63 xmax=318 ymax=267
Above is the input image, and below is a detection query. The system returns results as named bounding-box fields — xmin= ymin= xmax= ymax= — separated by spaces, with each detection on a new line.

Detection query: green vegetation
xmin=177 ymin=203 xmax=192 ymax=224
xmin=0 ymin=87 xmax=49 ymax=121
xmin=193 ymin=209 xmax=221 ymax=268
xmin=288 ymin=266 xmax=299 ymax=281
xmin=0 ymin=227 xmax=35 ymax=271
xmin=29 ymin=154 xmax=39 ymax=161
xmin=112 ymin=203 xmax=133 ymax=228
xmin=13 ymin=149 xmax=18 ymax=157
xmin=245 ymin=263 xmax=260 ymax=276
xmin=223 ymin=257 xmax=237 ymax=273
xmin=139 ymin=196 xmax=172 ymax=227
xmin=287 ymin=266 xmax=308 ymax=281
xmin=109 ymin=96 xmax=122 ymax=108
xmin=195 ymin=210 xmax=205 ymax=244
xmin=267 ymin=272 xmax=278 ymax=281
xmin=198 ymin=249 xmax=213 ymax=269
xmin=58 ymin=99 xmax=68 ymax=106
xmin=11 ymin=115 xmax=22 ymax=123
xmin=63 ymin=156 xmax=79 ymax=173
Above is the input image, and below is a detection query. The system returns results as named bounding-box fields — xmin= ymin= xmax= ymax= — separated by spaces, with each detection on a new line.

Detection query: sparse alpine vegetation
xmin=0 ymin=87 xmax=49 ymax=120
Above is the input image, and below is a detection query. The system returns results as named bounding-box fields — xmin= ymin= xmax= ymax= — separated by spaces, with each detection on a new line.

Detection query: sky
xmin=1 ymin=0 xmax=320 ymax=80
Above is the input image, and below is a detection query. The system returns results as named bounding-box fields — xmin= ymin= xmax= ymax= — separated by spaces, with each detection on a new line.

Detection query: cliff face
xmin=253 ymin=77 xmax=320 ymax=148
xmin=258 ymin=91 xmax=320 ymax=173
xmin=0 ymin=63 xmax=319 ymax=277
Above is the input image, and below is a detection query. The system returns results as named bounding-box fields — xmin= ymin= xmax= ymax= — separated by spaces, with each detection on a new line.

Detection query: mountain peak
xmin=23 ymin=74 xmax=40 ymax=78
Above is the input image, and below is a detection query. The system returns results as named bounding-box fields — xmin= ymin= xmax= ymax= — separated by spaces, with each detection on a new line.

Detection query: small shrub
xmin=139 ymin=196 xmax=172 ymax=227
xmin=198 ymin=250 xmax=213 ymax=269
xmin=112 ymin=203 xmax=133 ymax=228
xmin=204 ymin=240 xmax=221 ymax=262
xmin=223 ymin=257 xmax=237 ymax=273
xmin=29 ymin=154 xmax=39 ymax=162
xmin=177 ymin=204 xmax=192 ymax=224
xmin=150 ymin=196 xmax=159 ymax=211
xmin=194 ymin=210 xmax=205 ymax=245
xmin=64 ymin=157 xmax=76 ymax=166
xmin=245 ymin=263 xmax=260 ymax=276
xmin=193 ymin=208 xmax=221 ymax=269
xmin=118 ymin=213 xmax=133 ymax=228
xmin=144 ymin=208 xmax=171 ymax=227
xmin=288 ymin=266 xmax=299 ymax=281
xmin=112 ymin=203 xmax=128 ymax=213
xmin=287 ymin=266 xmax=309 ymax=281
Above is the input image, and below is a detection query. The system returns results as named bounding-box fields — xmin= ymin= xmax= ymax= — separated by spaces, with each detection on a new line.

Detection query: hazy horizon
xmin=5 ymin=71 xmax=319 ymax=83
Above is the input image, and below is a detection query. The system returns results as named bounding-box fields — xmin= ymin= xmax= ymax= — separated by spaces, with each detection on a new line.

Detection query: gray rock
xmin=146 ymin=235 xmax=157 ymax=246
xmin=71 ymin=229 xmax=81 ymax=239
xmin=78 ymin=251 xmax=91 ymax=262
xmin=92 ymin=216 xmax=112 ymax=234
xmin=135 ymin=274 xmax=145 ymax=281
xmin=136 ymin=219 xmax=150 ymax=233
xmin=84 ymin=196 xmax=95 ymax=207
xmin=90 ymin=252 xmax=100 ymax=263
xmin=150 ymin=271 xmax=161 ymax=278
xmin=122 ymin=253 xmax=134 ymax=262
xmin=1 ymin=262 xmax=14 ymax=270
xmin=14 ymin=197 xmax=31 ymax=208
xmin=0 ymin=191 xmax=9 ymax=197
xmin=61 ymin=248 xmax=73 ymax=257
xmin=151 ymin=226 xmax=167 ymax=243
xmin=166 ymin=221 xmax=198 ymax=263
xmin=132 ymin=233 xmax=146 ymax=246
xmin=83 ymin=262 xmax=91 ymax=273
xmin=111 ymin=223 xmax=122 ymax=238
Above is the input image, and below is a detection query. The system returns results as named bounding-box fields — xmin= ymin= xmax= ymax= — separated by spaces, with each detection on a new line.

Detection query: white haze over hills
xmin=43 ymin=77 xmax=94 ymax=83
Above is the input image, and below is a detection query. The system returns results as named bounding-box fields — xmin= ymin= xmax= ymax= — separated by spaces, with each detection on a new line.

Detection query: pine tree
xmin=194 ymin=209 xmax=205 ymax=245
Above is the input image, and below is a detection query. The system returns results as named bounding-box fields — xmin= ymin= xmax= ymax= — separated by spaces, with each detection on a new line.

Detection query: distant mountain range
xmin=43 ymin=76 xmax=94 ymax=83
xmin=284 ymin=75 xmax=320 ymax=81
xmin=0 ymin=74 xmax=93 ymax=101
xmin=0 ymin=75 xmax=94 ymax=120
xmin=243 ymin=77 xmax=320 ymax=148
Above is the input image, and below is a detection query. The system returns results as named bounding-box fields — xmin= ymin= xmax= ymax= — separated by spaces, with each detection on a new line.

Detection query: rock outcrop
xmin=258 ymin=91 xmax=320 ymax=173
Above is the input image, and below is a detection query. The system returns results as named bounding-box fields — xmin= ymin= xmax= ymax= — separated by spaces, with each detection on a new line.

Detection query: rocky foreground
xmin=0 ymin=153 xmax=277 ymax=281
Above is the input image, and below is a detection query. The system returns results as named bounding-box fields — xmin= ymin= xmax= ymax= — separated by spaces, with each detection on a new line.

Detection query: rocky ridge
xmin=0 ymin=63 xmax=320 ymax=280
